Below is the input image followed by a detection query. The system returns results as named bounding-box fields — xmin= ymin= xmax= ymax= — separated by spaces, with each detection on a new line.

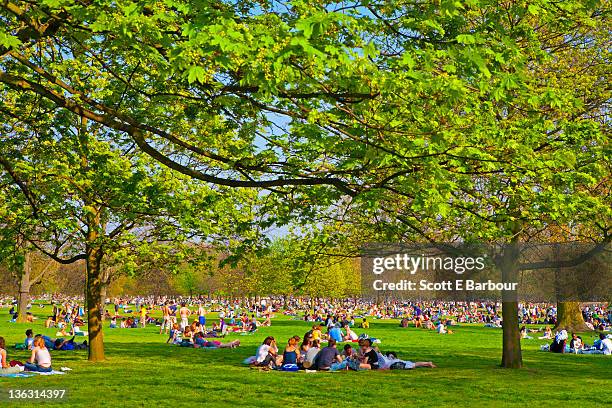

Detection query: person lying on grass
xmin=193 ymin=332 xmax=240 ymax=349
xmin=53 ymin=336 xmax=88 ymax=351
xmin=0 ymin=336 xmax=23 ymax=374
xmin=377 ymin=350 xmax=437 ymax=370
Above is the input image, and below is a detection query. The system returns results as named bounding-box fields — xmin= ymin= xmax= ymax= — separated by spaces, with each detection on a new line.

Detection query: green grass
xmin=1 ymin=305 xmax=610 ymax=407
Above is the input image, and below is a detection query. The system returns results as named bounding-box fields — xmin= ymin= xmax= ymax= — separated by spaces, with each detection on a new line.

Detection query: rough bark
xmin=86 ymin=241 xmax=105 ymax=362
xmin=500 ymin=242 xmax=522 ymax=368
xmin=16 ymin=252 xmax=32 ymax=323
xmin=555 ymin=301 xmax=592 ymax=332
xmin=501 ymin=301 xmax=522 ymax=368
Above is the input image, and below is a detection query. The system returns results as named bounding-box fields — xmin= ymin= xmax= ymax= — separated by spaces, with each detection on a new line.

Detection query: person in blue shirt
xmin=329 ymin=324 xmax=344 ymax=343
xmin=24 ymin=329 xmax=34 ymax=350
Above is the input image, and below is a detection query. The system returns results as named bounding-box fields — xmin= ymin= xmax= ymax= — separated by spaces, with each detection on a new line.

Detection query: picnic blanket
xmin=0 ymin=370 xmax=66 ymax=378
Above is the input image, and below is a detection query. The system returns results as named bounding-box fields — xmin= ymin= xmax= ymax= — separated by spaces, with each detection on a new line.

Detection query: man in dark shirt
xmin=315 ymin=339 xmax=344 ymax=370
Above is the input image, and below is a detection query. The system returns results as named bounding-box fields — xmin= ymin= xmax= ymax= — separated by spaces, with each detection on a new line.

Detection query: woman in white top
xmin=255 ymin=336 xmax=278 ymax=368
xmin=25 ymin=337 xmax=52 ymax=372
xmin=344 ymin=325 xmax=358 ymax=341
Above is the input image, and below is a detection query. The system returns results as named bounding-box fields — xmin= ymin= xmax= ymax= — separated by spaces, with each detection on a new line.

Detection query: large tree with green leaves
xmin=0 ymin=111 xmax=259 ymax=361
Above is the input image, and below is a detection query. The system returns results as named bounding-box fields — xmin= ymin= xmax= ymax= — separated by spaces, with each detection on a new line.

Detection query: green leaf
xmin=187 ymin=66 xmax=206 ymax=84
xmin=456 ymin=34 xmax=476 ymax=45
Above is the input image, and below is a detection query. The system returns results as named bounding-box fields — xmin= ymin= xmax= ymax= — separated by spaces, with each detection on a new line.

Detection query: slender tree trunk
xmin=500 ymin=242 xmax=522 ymax=368
xmin=86 ymin=243 xmax=104 ymax=361
xmin=16 ymin=252 xmax=32 ymax=323
xmin=555 ymin=302 xmax=591 ymax=332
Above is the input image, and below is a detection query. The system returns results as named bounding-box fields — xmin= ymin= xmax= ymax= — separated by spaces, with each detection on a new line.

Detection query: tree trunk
xmin=555 ymin=302 xmax=591 ymax=332
xmin=500 ymin=243 xmax=522 ymax=368
xmin=16 ymin=252 xmax=32 ymax=323
xmin=85 ymin=232 xmax=105 ymax=361
xmin=100 ymin=284 xmax=108 ymax=321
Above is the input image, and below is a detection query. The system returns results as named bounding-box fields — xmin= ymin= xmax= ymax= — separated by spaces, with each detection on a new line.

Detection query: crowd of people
xmin=1 ymin=294 xmax=610 ymax=375
xmin=4 ymin=295 xmax=609 ymax=333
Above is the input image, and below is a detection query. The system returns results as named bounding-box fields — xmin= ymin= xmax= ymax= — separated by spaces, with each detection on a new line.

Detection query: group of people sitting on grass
xmin=402 ymin=315 xmax=456 ymax=334
xmin=166 ymin=321 xmax=241 ymax=349
xmin=1 ymin=334 xmax=61 ymax=374
xmin=250 ymin=334 xmax=436 ymax=371
xmin=544 ymin=330 xmax=612 ymax=355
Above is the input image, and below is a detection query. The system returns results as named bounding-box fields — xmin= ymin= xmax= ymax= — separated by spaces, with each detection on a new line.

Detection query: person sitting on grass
xmin=580 ymin=333 xmax=612 ymax=355
xmin=45 ymin=316 xmax=55 ymax=328
xmin=351 ymin=338 xmax=379 ymax=370
xmin=0 ymin=336 xmax=23 ymax=374
xmin=255 ymin=336 xmax=278 ymax=369
xmin=300 ymin=333 xmax=313 ymax=356
xmin=538 ymin=326 xmax=553 ymax=340
xmin=24 ymin=329 xmax=34 ymax=350
xmin=315 ymin=339 xmax=347 ymax=371
xmin=282 ymin=337 xmax=300 ymax=366
xmin=248 ymin=317 xmax=257 ymax=333
xmin=437 ymin=321 xmax=453 ymax=334
xmin=360 ymin=318 xmax=369 ymax=329
xmin=180 ymin=327 xmax=194 ymax=346
xmin=167 ymin=323 xmax=181 ymax=344
xmin=569 ymin=333 xmax=584 ymax=351
xmin=550 ymin=330 xmax=568 ymax=353
xmin=311 ymin=325 xmax=322 ymax=341
xmin=329 ymin=324 xmax=344 ymax=343
xmin=24 ymin=337 xmax=52 ymax=372
xmin=302 ymin=339 xmax=320 ymax=369
xmin=520 ymin=326 xmax=532 ymax=339
xmin=341 ymin=344 xmax=357 ymax=360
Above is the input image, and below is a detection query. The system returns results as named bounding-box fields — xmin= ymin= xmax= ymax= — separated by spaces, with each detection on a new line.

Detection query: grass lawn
xmin=0 ymin=305 xmax=610 ymax=407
